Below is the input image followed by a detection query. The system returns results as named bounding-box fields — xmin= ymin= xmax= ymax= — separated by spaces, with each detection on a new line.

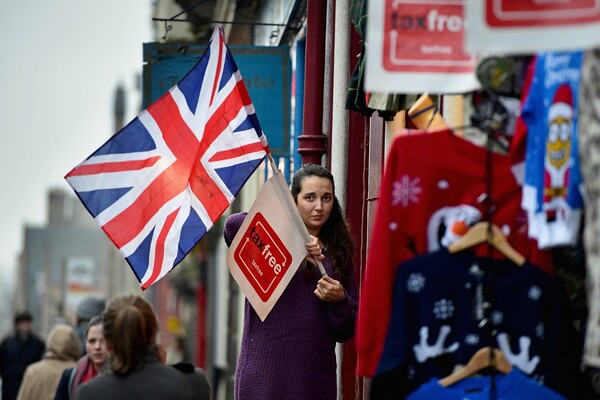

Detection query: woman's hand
xmin=304 ymin=235 xmax=324 ymax=268
xmin=314 ymin=275 xmax=346 ymax=302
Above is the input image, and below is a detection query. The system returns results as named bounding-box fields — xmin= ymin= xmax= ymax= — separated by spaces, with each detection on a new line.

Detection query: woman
xmin=74 ymin=295 xmax=211 ymax=400
xmin=16 ymin=324 xmax=81 ymax=400
xmin=54 ymin=315 xmax=110 ymax=399
xmin=224 ymin=163 xmax=358 ymax=399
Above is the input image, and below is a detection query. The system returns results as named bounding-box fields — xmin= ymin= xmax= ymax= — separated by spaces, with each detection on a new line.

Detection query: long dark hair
xmin=291 ymin=163 xmax=355 ymax=285
xmin=102 ymin=295 xmax=164 ymax=375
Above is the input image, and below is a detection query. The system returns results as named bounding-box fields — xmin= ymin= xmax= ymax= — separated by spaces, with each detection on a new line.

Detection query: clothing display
xmin=520 ymin=50 xmax=585 ymax=248
xmin=226 ymin=213 xmax=358 ymax=400
xmin=406 ymin=368 xmax=565 ymax=400
xmin=370 ymin=248 xmax=579 ymax=399
xmin=356 ymin=129 xmax=553 ymax=377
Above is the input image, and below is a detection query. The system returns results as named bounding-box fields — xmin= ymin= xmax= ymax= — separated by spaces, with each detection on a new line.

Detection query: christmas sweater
xmin=356 ymin=130 xmax=552 ymax=376
xmin=371 ymin=249 xmax=579 ymax=399
xmin=520 ymin=50 xmax=585 ymax=248
xmin=406 ymin=368 xmax=565 ymax=400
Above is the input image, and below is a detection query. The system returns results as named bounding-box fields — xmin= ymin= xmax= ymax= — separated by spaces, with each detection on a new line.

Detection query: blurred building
xmin=14 ymin=189 xmax=140 ymax=335
xmin=13 ymin=82 xmax=146 ymax=336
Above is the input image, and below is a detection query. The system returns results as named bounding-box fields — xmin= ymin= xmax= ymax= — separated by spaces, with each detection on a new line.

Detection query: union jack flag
xmin=65 ymin=26 xmax=270 ymax=289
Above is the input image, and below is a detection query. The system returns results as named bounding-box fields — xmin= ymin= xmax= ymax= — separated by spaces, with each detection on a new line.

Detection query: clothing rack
xmin=469 ymin=88 xmax=510 ymax=400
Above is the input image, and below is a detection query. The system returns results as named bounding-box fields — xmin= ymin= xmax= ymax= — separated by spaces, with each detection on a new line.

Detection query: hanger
xmin=438 ymin=346 xmax=512 ymax=387
xmin=447 ymin=221 xmax=525 ymax=266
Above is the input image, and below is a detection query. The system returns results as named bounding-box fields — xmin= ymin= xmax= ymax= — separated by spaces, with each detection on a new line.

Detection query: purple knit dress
xmin=225 ymin=213 xmax=358 ymax=400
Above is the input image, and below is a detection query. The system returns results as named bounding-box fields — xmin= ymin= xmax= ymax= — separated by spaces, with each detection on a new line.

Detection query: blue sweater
xmin=371 ymin=248 xmax=580 ymax=399
xmin=407 ymin=368 xmax=565 ymax=400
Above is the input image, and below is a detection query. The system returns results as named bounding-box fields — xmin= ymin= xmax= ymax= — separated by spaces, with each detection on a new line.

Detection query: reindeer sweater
xmin=370 ymin=248 xmax=579 ymax=399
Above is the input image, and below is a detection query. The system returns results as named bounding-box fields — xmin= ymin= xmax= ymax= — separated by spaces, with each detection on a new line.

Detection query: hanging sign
xmin=365 ymin=0 xmax=479 ymax=94
xmin=143 ymin=43 xmax=292 ymax=157
xmin=226 ymin=169 xmax=307 ymax=321
xmin=466 ymin=1 xmax=600 ymax=55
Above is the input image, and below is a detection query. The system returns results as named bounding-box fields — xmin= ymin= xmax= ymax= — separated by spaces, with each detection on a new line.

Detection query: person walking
xmin=54 ymin=315 xmax=109 ymax=399
xmin=0 ymin=311 xmax=46 ymax=400
xmin=16 ymin=324 xmax=81 ymax=400
xmin=223 ymin=163 xmax=358 ymax=399
xmin=74 ymin=294 xmax=211 ymax=400
xmin=73 ymin=297 xmax=105 ymax=355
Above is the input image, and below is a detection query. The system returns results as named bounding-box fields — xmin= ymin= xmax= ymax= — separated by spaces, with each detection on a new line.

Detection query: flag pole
xmin=266 ymin=154 xmax=328 ymax=277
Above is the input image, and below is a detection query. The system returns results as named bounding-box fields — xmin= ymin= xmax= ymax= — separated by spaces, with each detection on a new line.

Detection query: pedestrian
xmin=165 ymin=333 xmax=189 ymax=365
xmin=73 ymin=297 xmax=105 ymax=355
xmin=223 ymin=163 xmax=358 ymax=399
xmin=16 ymin=324 xmax=82 ymax=400
xmin=0 ymin=311 xmax=46 ymax=400
xmin=54 ymin=315 xmax=109 ymax=399
xmin=74 ymin=294 xmax=211 ymax=400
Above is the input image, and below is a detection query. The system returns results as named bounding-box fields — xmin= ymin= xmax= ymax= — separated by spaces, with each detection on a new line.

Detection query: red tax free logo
xmin=383 ymin=1 xmax=471 ymax=73
xmin=390 ymin=7 xmax=463 ymax=32
xmin=233 ymin=212 xmax=292 ymax=302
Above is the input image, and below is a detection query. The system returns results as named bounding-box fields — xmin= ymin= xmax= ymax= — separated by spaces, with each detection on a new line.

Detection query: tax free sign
xmin=466 ymin=1 xmax=600 ymax=55
xmin=226 ymin=169 xmax=308 ymax=321
xmin=365 ymin=0 xmax=479 ymax=94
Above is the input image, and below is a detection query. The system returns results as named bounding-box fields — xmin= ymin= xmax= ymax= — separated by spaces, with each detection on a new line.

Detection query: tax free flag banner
xmin=226 ymin=164 xmax=308 ymax=321
xmin=466 ymin=1 xmax=600 ymax=55
xmin=65 ymin=25 xmax=269 ymax=290
xmin=365 ymin=0 xmax=479 ymax=94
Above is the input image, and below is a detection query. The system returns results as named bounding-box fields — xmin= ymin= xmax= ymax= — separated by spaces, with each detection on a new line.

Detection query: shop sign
xmin=143 ymin=43 xmax=292 ymax=157
xmin=64 ymin=257 xmax=104 ymax=323
xmin=466 ymin=1 xmax=600 ymax=54
xmin=365 ymin=0 xmax=479 ymax=94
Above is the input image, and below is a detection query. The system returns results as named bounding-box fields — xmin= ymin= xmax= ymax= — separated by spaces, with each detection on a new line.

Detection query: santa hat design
xmin=548 ymin=83 xmax=573 ymax=122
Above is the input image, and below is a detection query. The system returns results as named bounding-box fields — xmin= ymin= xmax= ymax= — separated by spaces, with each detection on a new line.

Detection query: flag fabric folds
xmin=65 ymin=26 xmax=269 ymax=289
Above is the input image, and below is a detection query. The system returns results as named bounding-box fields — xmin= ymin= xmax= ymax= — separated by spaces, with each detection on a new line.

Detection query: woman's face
xmin=296 ymin=175 xmax=334 ymax=236
xmin=86 ymin=324 xmax=109 ymax=370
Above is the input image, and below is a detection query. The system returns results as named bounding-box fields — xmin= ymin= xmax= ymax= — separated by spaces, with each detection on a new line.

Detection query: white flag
xmin=226 ymin=165 xmax=310 ymax=321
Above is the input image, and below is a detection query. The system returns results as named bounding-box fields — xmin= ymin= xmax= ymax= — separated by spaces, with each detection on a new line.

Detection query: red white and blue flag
xmin=65 ymin=26 xmax=270 ymax=289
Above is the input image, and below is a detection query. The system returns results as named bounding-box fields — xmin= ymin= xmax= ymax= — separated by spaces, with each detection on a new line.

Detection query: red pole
xmin=195 ymin=280 xmax=206 ymax=369
xmin=298 ymin=0 xmax=328 ymax=165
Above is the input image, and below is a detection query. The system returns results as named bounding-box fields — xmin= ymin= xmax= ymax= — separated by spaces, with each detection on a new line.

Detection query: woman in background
xmin=17 ymin=324 xmax=81 ymax=400
xmin=74 ymin=295 xmax=211 ymax=400
xmin=54 ymin=315 xmax=110 ymax=399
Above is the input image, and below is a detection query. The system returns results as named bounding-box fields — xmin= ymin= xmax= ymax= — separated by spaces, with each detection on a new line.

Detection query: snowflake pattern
xmin=465 ymin=334 xmax=480 ymax=346
xmin=391 ymin=174 xmax=422 ymax=207
xmin=406 ymin=273 xmax=426 ymax=293
xmin=528 ymin=285 xmax=542 ymax=301
xmin=433 ymin=298 xmax=454 ymax=320
xmin=535 ymin=322 xmax=545 ymax=339
xmin=491 ymin=311 xmax=504 ymax=326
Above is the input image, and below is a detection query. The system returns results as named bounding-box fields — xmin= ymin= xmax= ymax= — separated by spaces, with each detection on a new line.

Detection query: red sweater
xmin=356 ymin=130 xmax=552 ymax=376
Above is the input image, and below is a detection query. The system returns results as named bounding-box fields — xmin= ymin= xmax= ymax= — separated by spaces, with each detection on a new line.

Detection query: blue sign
xmin=143 ymin=43 xmax=292 ymax=157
